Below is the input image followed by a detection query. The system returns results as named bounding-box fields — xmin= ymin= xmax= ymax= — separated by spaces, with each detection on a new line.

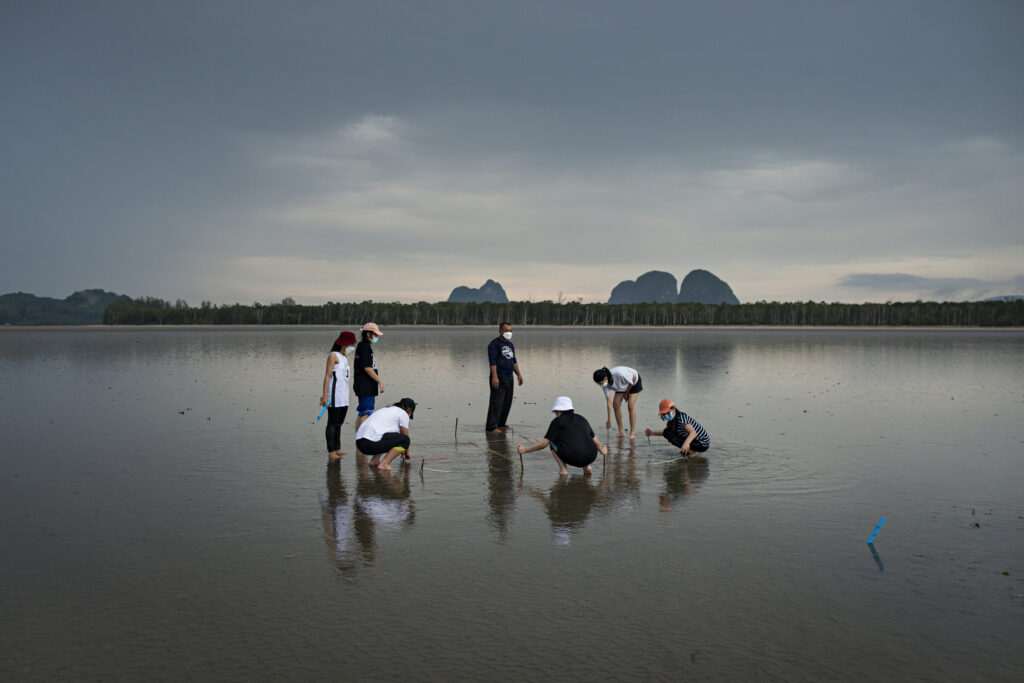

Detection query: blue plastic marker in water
xmin=866 ymin=517 xmax=886 ymax=544
xmin=316 ymin=405 xmax=328 ymax=422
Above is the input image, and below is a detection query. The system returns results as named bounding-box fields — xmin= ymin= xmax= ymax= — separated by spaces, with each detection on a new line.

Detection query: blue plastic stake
xmin=316 ymin=405 xmax=328 ymax=422
xmin=866 ymin=517 xmax=886 ymax=544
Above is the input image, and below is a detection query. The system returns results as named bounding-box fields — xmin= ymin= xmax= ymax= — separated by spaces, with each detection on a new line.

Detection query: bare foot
xmin=558 ymin=469 xmax=568 ymax=476
xmin=489 ymin=429 xmax=503 ymax=434
xmin=628 ymin=433 xmax=636 ymax=440
xmin=336 ymin=449 xmax=347 ymax=456
xmin=584 ymin=465 xmax=592 ymax=474
xmin=376 ymin=463 xmax=392 ymax=471
xmin=616 ymin=431 xmax=627 ymax=439
xmin=499 ymin=425 xmax=511 ymax=430
xmin=328 ymin=453 xmax=341 ymax=462
xmin=367 ymin=458 xmax=380 ymax=467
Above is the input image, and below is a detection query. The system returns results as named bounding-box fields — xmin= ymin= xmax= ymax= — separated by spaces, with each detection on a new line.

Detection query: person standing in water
xmin=353 ymin=322 xmax=385 ymax=431
xmin=592 ymin=366 xmax=643 ymax=439
xmin=518 ymin=396 xmax=608 ymax=475
xmin=485 ymin=322 xmax=523 ymax=433
xmin=355 ymin=398 xmax=416 ymax=471
xmin=645 ymin=398 xmax=711 ymax=461
xmin=320 ymin=331 xmax=357 ymax=461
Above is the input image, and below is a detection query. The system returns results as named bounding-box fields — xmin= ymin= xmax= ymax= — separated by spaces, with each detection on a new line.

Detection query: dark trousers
xmin=325 ymin=406 xmax=348 ymax=452
xmin=486 ymin=376 xmax=514 ymax=430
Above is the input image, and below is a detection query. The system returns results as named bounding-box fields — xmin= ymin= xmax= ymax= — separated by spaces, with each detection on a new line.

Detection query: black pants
xmin=325 ymin=406 xmax=348 ymax=453
xmin=486 ymin=376 xmax=514 ymax=430
xmin=356 ymin=432 xmax=411 ymax=456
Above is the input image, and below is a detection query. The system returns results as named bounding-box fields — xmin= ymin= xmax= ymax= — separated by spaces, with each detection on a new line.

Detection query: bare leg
xmin=612 ymin=394 xmax=626 ymax=438
xmin=626 ymin=393 xmax=639 ymax=439
xmin=550 ymin=448 xmax=569 ymax=475
xmin=584 ymin=465 xmax=592 ymax=475
xmin=355 ymin=414 xmax=369 ymax=431
xmin=377 ymin=447 xmax=405 ymax=470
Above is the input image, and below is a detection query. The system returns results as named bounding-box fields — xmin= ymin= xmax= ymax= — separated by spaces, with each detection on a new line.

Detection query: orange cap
xmin=658 ymin=399 xmax=674 ymax=414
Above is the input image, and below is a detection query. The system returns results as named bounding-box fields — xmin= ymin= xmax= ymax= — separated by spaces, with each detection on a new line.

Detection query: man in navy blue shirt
xmin=486 ymin=321 xmax=523 ymax=433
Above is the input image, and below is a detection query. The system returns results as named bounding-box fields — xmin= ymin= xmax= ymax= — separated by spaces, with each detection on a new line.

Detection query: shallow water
xmin=1 ymin=326 xmax=1022 ymax=681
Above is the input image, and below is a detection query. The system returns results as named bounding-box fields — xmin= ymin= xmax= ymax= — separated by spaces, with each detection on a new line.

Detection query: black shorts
xmin=689 ymin=440 xmax=709 ymax=453
xmin=356 ymin=432 xmax=410 ymax=456
xmin=550 ymin=441 xmax=598 ymax=468
xmin=628 ymin=375 xmax=643 ymax=394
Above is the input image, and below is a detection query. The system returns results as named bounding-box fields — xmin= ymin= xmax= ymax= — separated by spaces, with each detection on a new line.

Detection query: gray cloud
xmin=839 ymin=274 xmax=1024 ymax=301
xmin=2 ymin=1 xmax=1022 ymax=304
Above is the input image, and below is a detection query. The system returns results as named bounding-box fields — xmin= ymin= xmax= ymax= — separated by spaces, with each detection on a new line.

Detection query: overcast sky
xmin=2 ymin=0 xmax=1022 ymax=304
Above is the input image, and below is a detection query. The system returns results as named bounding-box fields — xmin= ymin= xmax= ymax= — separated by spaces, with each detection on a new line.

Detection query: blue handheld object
xmin=866 ymin=517 xmax=886 ymax=544
xmin=316 ymin=405 xmax=328 ymax=422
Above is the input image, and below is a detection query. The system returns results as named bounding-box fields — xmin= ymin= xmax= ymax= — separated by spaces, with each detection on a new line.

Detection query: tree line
xmin=101 ymin=296 xmax=1024 ymax=327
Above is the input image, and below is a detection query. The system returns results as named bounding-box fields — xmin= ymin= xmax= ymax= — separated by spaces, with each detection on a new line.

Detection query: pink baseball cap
xmin=360 ymin=322 xmax=383 ymax=336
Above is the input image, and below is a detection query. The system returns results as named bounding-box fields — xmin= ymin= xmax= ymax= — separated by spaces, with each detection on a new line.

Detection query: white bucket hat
xmin=551 ymin=396 xmax=573 ymax=412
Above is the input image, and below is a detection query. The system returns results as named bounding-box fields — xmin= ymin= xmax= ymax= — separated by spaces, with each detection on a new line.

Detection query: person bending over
xmin=592 ymin=366 xmax=643 ymax=439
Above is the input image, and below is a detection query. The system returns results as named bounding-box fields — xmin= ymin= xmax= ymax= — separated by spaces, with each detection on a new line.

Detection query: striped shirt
xmin=664 ymin=411 xmax=710 ymax=448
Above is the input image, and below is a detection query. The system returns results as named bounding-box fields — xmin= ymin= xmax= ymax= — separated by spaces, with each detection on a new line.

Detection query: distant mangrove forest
xmin=102 ymin=296 xmax=1024 ymax=327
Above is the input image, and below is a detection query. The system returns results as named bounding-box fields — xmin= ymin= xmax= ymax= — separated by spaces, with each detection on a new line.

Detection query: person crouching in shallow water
xmin=355 ymin=398 xmax=416 ymax=471
xmin=645 ymin=398 xmax=711 ymax=462
xmin=320 ymin=331 xmax=357 ymax=461
xmin=518 ymin=396 xmax=608 ymax=476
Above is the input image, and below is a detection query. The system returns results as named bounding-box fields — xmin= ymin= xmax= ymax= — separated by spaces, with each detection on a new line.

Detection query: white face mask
xmin=345 ymin=347 xmax=354 ymax=355
xmin=502 ymin=331 xmax=512 ymax=340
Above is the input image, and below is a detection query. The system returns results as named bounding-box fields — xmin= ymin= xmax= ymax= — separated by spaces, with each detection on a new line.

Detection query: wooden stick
xmin=455 ymin=417 xmax=459 ymax=440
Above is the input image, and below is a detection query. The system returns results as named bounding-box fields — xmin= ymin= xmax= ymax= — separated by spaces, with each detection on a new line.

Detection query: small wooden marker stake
xmin=455 ymin=417 xmax=459 ymax=440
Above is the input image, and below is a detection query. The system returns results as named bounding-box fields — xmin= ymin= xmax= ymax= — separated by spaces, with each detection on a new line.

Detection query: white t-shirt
xmin=328 ymin=351 xmax=350 ymax=408
xmin=355 ymin=405 xmax=410 ymax=442
xmin=602 ymin=366 xmax=639 ymax=397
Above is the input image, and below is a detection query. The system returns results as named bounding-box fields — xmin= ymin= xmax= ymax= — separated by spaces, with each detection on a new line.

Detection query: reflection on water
xmin=2 ymin=327 xmax=1022 ymax=682
xmin=658 ymin=458 xmax=711 ymax=510
xmin=521 ymin=475 xmax=602 ymax=548
xmin=320 ymin=455 xmax=416 ymax=578
xmin=484 ymin=430 xmax=517 ymax=541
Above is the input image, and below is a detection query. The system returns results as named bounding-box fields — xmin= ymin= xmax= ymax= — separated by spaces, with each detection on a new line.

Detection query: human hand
xmin=379 ymin=381 xmax=385 ymax=394
xmin=320 ymin=396 xmax=327 ymax=407
xmin=517 ymin=444 xmax=525 ymax=455
xmin=644 ymin=428 xmax=653 ymax=437
xmin=517 ymin=375 xmax=523 ymax=386
xmin=605 ymin=419 xmax=612 ymax=429
xmin=491 ymin=377 xmax=499 ymax=390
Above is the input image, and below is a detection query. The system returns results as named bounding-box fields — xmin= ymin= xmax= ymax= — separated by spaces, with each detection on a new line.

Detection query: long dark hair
xmin=593 ymin=367 xmax=611 ymax=384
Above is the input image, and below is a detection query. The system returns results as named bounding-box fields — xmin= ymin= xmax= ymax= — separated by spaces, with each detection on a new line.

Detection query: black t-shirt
xmin=353 ymin=340 xmax=378 ymax=397
xmin=544 ymin=411 xmax=596 ymax=456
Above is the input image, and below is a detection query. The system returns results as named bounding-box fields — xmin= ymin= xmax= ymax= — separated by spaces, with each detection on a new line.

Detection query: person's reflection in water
xmin=485 ymin=429 xmax=517 ymax=541
xmin=601 ymin=438 xmax=642 ymax=514
xmin=521 ymin=474 xmax=612 ymax=548
xmin=658 ymin=458 xmax=710 ymax=511
xmin=320 ymin=461 xmax=361 ymax=577
xmin=354 ymin=452 xmax=416 ymax=552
